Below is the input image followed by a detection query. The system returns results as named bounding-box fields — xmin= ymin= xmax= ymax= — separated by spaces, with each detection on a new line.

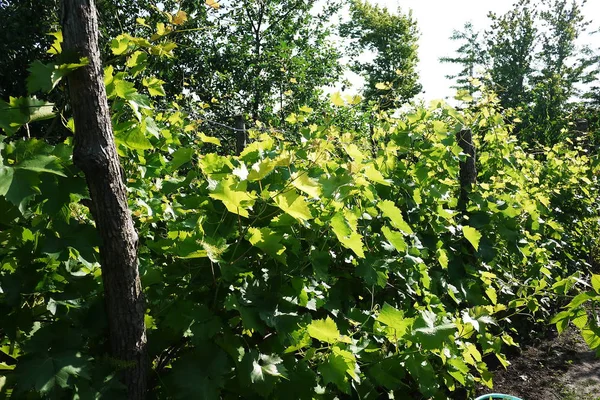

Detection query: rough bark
xmin=62 ymin=1 xmax=147 ymax=398
xmin=456 ymin=128 xmax=477 ymax=211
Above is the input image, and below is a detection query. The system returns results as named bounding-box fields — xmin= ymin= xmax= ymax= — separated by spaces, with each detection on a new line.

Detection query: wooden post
xmin=62 ymin=0 xmax=147 ymax=398
xmin=456 ymin=129 xmax=477 ymax=211
xmin=235 ymin=114 xmax=247 ymax=155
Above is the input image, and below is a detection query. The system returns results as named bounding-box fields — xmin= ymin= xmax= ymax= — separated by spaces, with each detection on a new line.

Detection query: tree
xmin=155 ymin=0 xmax=344 ymax=125
xmin=443 ymin=0 xmax=599 ymax=144
xmin=485 ymin=0 xmax=538 ymax=110
xmin=340 ymin=0 xmax=421 ymax=109
xmin=440 ymin=22 xmax=486 ymax=95
xmin=62 ymin=0 xmax=147 ymax=397
xmin=528 ymin=0 xmax=598 ymax=143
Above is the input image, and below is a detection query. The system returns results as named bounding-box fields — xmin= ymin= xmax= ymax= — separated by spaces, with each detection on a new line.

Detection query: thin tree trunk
xmin=62 ymin=1 xmax=147 ymax=398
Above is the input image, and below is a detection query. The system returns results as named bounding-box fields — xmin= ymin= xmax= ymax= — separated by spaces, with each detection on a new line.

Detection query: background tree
xmin=528 ymin=0 xmax=598 ymax=143
xmin=155 ymin=0 xmax=344 ymax=125
xmin=439 ymin=22 xmax=486 ymax=95
xmin=485 ymin=0 xmax=537 ymax=111
xmin=339 ymin=0 xmax=422 ymax=109
xmin=443 ymin=0 xmax=599 ymax=145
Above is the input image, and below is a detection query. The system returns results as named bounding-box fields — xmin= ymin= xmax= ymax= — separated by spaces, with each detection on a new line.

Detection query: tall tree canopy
xmin=443 ymin=0 xmax=599 ymax=145
xmin=340 ymin=0 xmax=422 ymax=109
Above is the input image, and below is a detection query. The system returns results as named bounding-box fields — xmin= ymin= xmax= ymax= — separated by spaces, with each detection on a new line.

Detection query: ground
xmin=475 ymin=327 xmax=600 ymax=400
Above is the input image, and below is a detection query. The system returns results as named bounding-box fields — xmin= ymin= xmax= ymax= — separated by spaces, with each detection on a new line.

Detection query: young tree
xmin=440 ymin=22 xmax=487 ymax=95
xmin=62 ymin=0 xmax=147 ymax=397
xmin=339 ymin=0 xmax=421 ymax=109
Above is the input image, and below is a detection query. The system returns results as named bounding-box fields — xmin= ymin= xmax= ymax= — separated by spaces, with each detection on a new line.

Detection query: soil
xmin=475 ymin=327 xmax=600 ymax=400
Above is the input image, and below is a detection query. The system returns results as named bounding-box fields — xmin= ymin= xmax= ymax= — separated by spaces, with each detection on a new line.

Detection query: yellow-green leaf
xmin=462 ymin=226 xmax=482 ymax=251
xmin=330 ymin=213 xmax=364 ymax=258
xmin=274 ymin=190 xmax=313 ymax=222
xmin=377 ymin=200 xmax=413 ymax=235
xmin=307 ymin=317 xmax=339 ymax=344
xmin=247 ymin=227 xmax=286 ymax=264
xmin=209 ymin=176 xmax=256 ymax=217
xmin=290 ymin=172 xmax=321 ymax=199
xmin=330 ymin=92 xmax=345 ymax=107
xmin=381 ymin=226 xmax=406 ymax=252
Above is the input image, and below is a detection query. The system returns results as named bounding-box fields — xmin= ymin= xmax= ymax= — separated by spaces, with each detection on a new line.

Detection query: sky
xmin=359 ymin=0 xmax=600 ymax=101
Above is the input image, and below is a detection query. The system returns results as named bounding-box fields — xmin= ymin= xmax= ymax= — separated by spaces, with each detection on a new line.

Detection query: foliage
xmin=145 ymin=0 xmax=344 ymax=126
xmin=340 ymin=0 xmax=422 ymax=109
xmin=439 ymin=22 xmax=486 ymax=95
xmin=1 ymin=7 xmax=600 ymax=400
xmin=443 ymin=0 xmax=599 ymax=146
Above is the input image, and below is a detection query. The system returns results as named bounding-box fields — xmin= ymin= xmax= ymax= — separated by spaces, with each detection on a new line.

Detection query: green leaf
xmin=330 ymin=212 xmax=365 ymax=258
xmin=199 ymin=132 xmax=221 ymax=146
xmin=290 ymin=172 xmax=321 ymax=198
xmin=164 ymin=348 xmax=229 ymax=400
xmin=115 ymin=125 xmax=152 ymax=150
xmin=14 ymin=352 xmax=89 ymax=394
xmin=318 ymin=353 xmax=350 ymax=393
xmin=381 ymin=226 xmax=407 ymax=252
xmin=377 ymin=200 xmax=413 ymax=234
xmin=46 ymin=31 xmax=63 ymax=55
xmin=247 ymin=227 xmax=287 ymax=264
xmin=247 ymin=159 xmax=275 ymax=181
xmin=592 ymin=274 xmax=600 ymax=294
xmin=110 ymin=35 xmax=130 ymax=55
xmin=14 ymin=155 xmax=66 ymax=177
xmin=274 ymin=190 xmax=313 ymax=222
xmin=0 ymin=97 xmax=55 ymax=135
xmin=462 ymin=225 xmax=482 ymax=251
xmin=376 ymin=303 xmax=412 ymax=338
xmin=0 ymin=166 xmax=14 ymax=196
xmin=582 ymin=328 xmax=600 ymax=350
xmin=447 ymin=358 xmax=469 ymax=385
xmin=142 ymin=76 xmax=166 ymax=97
xmin=209 ymin=176 xmax=256 ymax=217
xmin=307 ymin=317 xmax=339 ymax=344
xmin=27 ymin=59 xmax=89 ymax=93
xmin=411 ymin=310 xmax=456 ymax=350
xmin=169 ymin=147 xmax=194 ymax=171
xmin=251 ymin=354 xmax=287 ymax=382
xmin=437 ymin=248 xmax=449 ymax=269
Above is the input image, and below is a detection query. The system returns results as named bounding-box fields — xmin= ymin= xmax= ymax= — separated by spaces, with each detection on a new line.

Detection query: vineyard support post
xmin=235 ymin=115 xmax=247 ymax=155
xmin=457 ymin=128 xmax=477 ymax=211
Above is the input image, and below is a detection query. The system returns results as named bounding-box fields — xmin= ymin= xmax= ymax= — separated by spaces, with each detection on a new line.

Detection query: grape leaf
xmin=330 ymin=212 xmax=365 ymax=258
xmin=307 ymin=317 xmax=339 ymax=344
xmin=27 ymin=59 xmax=89 ymax=93
xmin=381 ymin=226 xmax=407 ymax=252
xmin=376 ymin=303 xmax=413 ymax=338
xmin=377 ymin=200 xmax=413 ymax=234
xmin=274 ymin=190 xmax=312 ymax=222
xmin=462 ymin=225 xmax=482 ymax=251
xmin=209 ymin=176 xmax=256 ymax=217
xmin=247 ymin=227 xmax=287 ymax=264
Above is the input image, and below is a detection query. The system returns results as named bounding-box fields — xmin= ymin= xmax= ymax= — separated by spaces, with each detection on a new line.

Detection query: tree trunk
xmin=62 ymin=1 xmax=147 ymax=398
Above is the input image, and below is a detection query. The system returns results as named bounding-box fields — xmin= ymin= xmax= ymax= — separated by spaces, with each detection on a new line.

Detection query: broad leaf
xmin=462 ymin=226 xmax=482 ymax=251
xmin=307 ymin=317 xmax=339 ymax=344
